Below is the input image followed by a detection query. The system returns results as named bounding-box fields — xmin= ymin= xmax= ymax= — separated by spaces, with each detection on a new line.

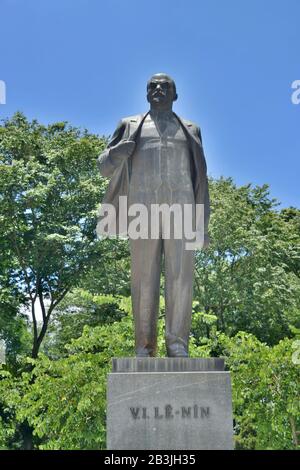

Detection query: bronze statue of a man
xmin=97 ymin=73 xmax=210 ymax=357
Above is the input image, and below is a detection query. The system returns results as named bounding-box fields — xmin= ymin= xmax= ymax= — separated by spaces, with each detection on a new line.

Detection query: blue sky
xmin=1 ymin=0 xmax=299 ymax=208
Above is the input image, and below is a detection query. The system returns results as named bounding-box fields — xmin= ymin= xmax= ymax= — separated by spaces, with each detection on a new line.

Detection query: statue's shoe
xmin=167 ymin=345 xmax=188 ymax=358
xmin=136 ymin=347 xmax=154 ymax=357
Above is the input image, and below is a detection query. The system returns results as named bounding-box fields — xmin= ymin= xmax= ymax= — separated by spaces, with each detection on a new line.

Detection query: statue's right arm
xmin=97 ymin=120 xmax=126 ymax=178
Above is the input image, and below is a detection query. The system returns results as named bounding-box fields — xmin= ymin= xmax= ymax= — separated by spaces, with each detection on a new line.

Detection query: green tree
xmin=0 ymin=112 xmax=107 ymax=358
xmin=194 ymin=178 xmax=300 ymax=345
xmin=1 ymin=309 xmax=298 ymax=450
xmin=1 ymin=113 xmax=299 ymax=450
xmin=208 ymin=332 xmax=300 ymax=450
xmin=42 ymin=288 xmax=129 ymax=359
xmin=0 ymin=219 xmax=31 ymax=366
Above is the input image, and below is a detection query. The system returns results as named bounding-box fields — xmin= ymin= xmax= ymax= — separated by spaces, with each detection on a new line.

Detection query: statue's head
xmin=147 ymin=73 xmax=178 ymax=110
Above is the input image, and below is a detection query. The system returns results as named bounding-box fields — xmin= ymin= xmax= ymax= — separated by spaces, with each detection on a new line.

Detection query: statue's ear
xmin=146 ymin=90 xmax=152 ymax=103
xmin=173 ymin=93 xmax=178 ymax=102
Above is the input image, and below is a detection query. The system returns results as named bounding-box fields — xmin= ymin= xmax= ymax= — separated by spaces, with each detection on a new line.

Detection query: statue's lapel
xmin=126 ymin=111 xmax=199 ymax=147
xmin=173 ymin=112 xmax=199 ymax=147
xmin=128 ymin=112 xmax=149 ymax=141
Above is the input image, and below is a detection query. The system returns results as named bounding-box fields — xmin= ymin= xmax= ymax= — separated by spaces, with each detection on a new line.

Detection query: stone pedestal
xmin=107 ymin=358 xmax=234 ymax=450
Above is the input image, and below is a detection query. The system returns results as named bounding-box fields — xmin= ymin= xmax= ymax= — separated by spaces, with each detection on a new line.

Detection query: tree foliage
xmin=194 ymin=178 xmax=300 ymax=344
xmin=0 ymin=113 xmax=299 ymax=450
xmin=0 ymin=299 xmax=299 ymax=450
xmin=0 ymin=112 xmax=107 ymax=358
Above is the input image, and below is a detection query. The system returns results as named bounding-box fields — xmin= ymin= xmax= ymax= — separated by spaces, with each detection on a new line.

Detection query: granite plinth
xmin=112 ymin=357 xmax=225 ymax=373
xmin=107 ymin=358 xmax=234 ymax=450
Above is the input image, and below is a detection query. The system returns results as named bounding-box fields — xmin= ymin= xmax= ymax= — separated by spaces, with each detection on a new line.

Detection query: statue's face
xmin=147 ymin=75 xmax=177 ymax=109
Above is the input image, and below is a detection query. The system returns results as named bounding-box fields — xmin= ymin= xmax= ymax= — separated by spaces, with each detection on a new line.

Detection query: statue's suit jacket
xmin=97 ymin=111 xmax=210 ymax=243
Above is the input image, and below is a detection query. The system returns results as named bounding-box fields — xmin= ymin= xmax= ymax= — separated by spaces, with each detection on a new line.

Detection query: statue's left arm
xmin=197 ymin=126 xmax=210 ymax=248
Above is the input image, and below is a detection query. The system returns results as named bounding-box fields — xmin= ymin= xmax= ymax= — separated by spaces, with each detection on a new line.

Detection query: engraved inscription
xmin=130 ymin=405 xmax=210 ymax=420
xmin=130 ymin=407 xmax=140 ymax=419
xmin=182 ymin=406 xmax=191 ymax=418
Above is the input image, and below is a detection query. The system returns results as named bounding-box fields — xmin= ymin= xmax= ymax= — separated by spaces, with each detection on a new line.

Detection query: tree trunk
xmin=19 ymin=421 xmax=34 ymax=450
